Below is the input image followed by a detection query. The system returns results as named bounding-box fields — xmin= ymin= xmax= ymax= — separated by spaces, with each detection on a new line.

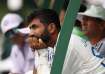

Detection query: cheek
xmin=87 ymin=23 xmax=100 ymax=35
xmin=82 ymin=22 xmax=95 ymax=35
xmin=89 ymin=24 xmax=99 ymax=31
xmin=31 ymin=27 xmax=45 ymax=36
xmin=87 ymin=22 xmax=96 ymax=31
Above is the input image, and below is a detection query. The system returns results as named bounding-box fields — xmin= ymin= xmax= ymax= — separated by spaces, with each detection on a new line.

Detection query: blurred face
xmin=27 ymin=18 xmax=51 ymax=51
xmin=80 ymin=16 xmax=102 ymax=38
xmin=10 ymin=33 xmax=25 ymax=46
xmin=5 ymin=30 xmax=25 ymax=46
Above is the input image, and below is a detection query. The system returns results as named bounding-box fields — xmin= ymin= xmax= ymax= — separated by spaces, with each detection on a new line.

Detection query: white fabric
xmin=10 ymin=44 xmax=34 ymax=74
xmin=77 ymin=5 xmax=105 ymax=21
xmin=17 ymin=27 xmax=30 ymax=34
xmin=34 ymin=47 xmax=55 ymax=74
xmin=0 ymin=58 xmax=14 ymax=72
xmin=62 ymin=34 xmax=105 ymax=74
xmin=0 ymin=13 xmax=23 ymax=34
xmin=25 ymin=70 xmax=33 ymax=74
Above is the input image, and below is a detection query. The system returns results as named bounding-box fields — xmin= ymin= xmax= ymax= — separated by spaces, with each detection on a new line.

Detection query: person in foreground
xmin=62 ymin=5 xmax=105 ymax=74
xmin=26 ymin=9 xmax=61 ymax=74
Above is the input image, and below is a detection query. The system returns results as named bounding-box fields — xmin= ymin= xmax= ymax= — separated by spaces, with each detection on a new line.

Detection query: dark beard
xmin=27 ymin=29 xmax=51 ymax=50
xmin=28 ymin=29 xmax=51 ymax=44
xmin=40 ymin=29 xmax=51 ymax=44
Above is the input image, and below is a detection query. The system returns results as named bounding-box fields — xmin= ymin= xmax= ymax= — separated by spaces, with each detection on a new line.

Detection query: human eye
xmin=29 ymin=24 xmax=37 ymax=29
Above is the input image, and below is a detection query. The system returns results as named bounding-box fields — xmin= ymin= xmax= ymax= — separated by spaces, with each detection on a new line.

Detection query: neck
xmin=48 ymin=33 xmax=58 ymax=48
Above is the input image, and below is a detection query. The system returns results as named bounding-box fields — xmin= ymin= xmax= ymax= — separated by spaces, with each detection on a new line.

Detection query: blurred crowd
xmin=0 ymin=0 xmax=105 ymax=74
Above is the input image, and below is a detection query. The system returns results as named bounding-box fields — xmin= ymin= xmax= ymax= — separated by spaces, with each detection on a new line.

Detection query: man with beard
xmin=62 ymin=5 xmax=105 ymax=74
xmin=26 ymin=9 xmax=61 ymax=74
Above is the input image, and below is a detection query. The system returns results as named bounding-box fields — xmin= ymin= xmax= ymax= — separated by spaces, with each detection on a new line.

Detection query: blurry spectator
xmin=0 ymin=13 xmax=34 ymax=74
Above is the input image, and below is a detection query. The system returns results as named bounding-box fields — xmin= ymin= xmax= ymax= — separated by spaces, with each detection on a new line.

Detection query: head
xmin=5 ymin=28 xmax=26 ymax=46
xmin=0 ymin=13 xmax=26 ymax=46
xmin=27 ymin=9 xmax=61 ymax=51
xmin=80 ymin=15 xmax=105 ymax=38
xmin=0 ymin=13 xmax=23 ymax=34
xmin=77 ymin=5 xmax=105 ymax=44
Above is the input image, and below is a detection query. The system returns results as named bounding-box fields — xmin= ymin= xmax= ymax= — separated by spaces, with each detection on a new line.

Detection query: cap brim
xmin=17 ymin=27 xmax=30 ymax=34
xmin=77 ymin=13 xmax=84 ymax=21
xmin=77 ymin=12 xmax=102 ymax=21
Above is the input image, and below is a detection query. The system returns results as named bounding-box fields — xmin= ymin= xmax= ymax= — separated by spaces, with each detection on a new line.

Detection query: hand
xmin=27 ymin=36 xmax=47 ymax=51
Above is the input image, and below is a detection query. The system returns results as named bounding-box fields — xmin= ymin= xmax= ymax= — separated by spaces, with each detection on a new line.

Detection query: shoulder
xmin=68 ymin=34 xmax=94 ymax=59
xmin=69 ymin=34 xmax=89 ymax=49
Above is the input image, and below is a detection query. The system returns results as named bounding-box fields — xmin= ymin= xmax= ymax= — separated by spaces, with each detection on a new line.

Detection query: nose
xmin=28 ymin=29 xmax=40 ymax=39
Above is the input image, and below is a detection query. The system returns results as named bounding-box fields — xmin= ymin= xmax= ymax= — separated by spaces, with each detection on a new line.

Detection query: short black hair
xmin=27 ymin=9 xmax=61 ymax=32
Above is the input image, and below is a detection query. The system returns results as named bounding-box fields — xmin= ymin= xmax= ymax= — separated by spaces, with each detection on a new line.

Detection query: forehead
xmin=82 ymin=15 xmax=97 ymax=22
xmin=29 ymin=18 xmax=44 ymax=26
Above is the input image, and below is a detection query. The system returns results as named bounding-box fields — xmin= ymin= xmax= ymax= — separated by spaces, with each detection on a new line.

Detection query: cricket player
xmin=62 ymin=5 xmax=105 ymax=74
xmin=26 ymin=9 xmax=61 ymax=74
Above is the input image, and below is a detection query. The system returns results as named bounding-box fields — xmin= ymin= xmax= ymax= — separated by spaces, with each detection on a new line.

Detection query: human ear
xmin=47 ymin=23 xmax=56 ymax=34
